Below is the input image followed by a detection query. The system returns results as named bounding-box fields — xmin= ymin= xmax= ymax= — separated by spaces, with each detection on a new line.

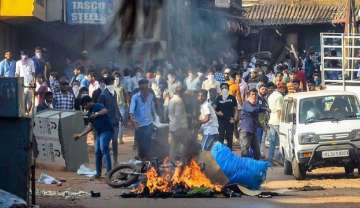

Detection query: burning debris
xmin=126 ymin=158 xmax=223 ymax=198
xmin=119 ymin=142 xmax=270 ymax=198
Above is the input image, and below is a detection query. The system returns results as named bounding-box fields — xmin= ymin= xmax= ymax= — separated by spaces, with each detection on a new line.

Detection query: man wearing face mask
xmin=32 ymin=47 xmax=48 ymax=80
xmin=98 ymin=76 xmax=122 ymax=166
xmin=16 ymin=50 xmax=36 ymax=114
xmin=214 ymin=83 xmax=238 ymax=150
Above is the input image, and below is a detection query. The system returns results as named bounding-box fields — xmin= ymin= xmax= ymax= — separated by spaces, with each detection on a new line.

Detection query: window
xmin=299 ymin=95 xmax=360 ymax=124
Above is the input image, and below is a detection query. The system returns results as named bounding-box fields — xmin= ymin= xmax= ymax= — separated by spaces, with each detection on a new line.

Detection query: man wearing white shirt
xmin=198 ymin=89 xmax=219 ymax=151
xmin=16 ymin=50 xmax=35 ymax=114
xmin=267 ymin=83 xmax=286 ymax=164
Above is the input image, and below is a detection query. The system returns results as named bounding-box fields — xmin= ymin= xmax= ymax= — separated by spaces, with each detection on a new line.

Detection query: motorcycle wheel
xmin=105 ymin=164 xmax=140 ymax=188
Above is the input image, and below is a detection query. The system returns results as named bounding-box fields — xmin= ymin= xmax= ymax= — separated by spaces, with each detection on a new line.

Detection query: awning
xmin=243 ymin=4 xmax=360 ymax=26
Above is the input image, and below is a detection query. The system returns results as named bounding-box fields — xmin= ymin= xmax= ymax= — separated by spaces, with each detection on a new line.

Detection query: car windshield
xmin=299 ymin=95 xmax=360 ymax=124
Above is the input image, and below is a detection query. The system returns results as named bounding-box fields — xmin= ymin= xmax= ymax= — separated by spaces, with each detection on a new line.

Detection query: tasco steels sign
xmin=66 ymin=0 xmax=114 ymax=24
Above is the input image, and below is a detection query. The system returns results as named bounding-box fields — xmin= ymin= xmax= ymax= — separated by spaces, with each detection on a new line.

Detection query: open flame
xmin=136 ymin=159 xmax=222 ymax=194
xmin=172 ymin=160 xmax=222 ymax=192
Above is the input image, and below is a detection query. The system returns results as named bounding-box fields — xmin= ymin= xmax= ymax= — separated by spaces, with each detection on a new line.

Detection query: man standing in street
xmin=70 ymin=65 xmax=86 ymax=87
xmin=184 ymin=69 xmax=202 ymax=138
xmin=267 ymin=83 xmax=286 ymax=164
xmin=198 ymin=89 xmax=219 ymax=151
xmin=98 ymin=76 xmax=122 ymax=166
xmin=214 ymin=83 xmax=237 ymax=150
xmin=113 ymin=71 xmax=127 ymax=144
xmin=256 ymin=83 xmax=269 ymax=155
xmin=130 ymin=79 xmax=157 ymax=160
xmin=87 ymin=71 xmax=99 ymax=98
xmin=0 ymin=50 xmax=16 ymax=77
xmin=163 ymin=72 xmax=181 ymax=122
xmin=32 ymin=47 xmax=49 ymax=80
xmin=53 ymin=78 xmax=75 ymax=110
xmin=168 ymin=85 xmax=189 ymax=163
xmin=74 ymin=96 xmax=113 ymax=178
xmin=16 ymin=50 xmax=35 ymax=114
xmin=239 ymin=88 xmax=267 ymax=160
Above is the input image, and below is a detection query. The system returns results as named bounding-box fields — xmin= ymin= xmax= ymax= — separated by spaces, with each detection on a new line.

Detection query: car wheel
xmin=284 ymin=159 xmax=293 ymax=175
xmin=344 ymin=166 xmax=354 ymax=177
xmin=292 ymin=159 xmax=306 ymax=180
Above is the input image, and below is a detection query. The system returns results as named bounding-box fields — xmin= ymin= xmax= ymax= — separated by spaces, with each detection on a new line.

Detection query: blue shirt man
xmin=70 ymin=66 xmax=87 ymax=87
xmin=0 ymin=51 xmax=16 ymax=77
xmin=87 ymin=103 xmax=113 ymax=134
xmin=130 ymin=90 xmax=156 ymax=127
xmin=74 ymin=96 xmax=113 ymax=177
xmin=130 ymin=79 xmax=156 ymax=159
xmin=239 ymin=89 xmax=267 ymax=160
xmin=33 ymin=47 xmax=48 ymax=78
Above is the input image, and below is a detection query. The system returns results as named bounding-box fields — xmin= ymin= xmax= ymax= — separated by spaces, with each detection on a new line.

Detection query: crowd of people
xmin=0 ymin=47 xmax=327 ymax=177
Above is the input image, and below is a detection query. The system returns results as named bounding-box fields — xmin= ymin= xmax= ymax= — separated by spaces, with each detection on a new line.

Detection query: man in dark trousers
xmin=98 ymin=76 xmax=122 ymax=166
xmin=214 ymin=83 xmax=237 ymax=150
xmin=129 ymin=79 xmax=157 ymax=160
xmin=239 ymin=88 xmax=267 ymax=160
xmin=74 ymin=96 xmax=113 ymax=178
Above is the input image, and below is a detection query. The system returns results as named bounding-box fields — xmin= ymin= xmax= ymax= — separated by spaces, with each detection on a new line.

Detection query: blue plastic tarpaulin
xmin=210 ymin=142 xmax=270 ymax=190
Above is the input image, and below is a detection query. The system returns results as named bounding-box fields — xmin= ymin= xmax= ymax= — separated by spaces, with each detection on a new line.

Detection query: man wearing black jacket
xmin=214 ymin=83 xmax=237 ymax=150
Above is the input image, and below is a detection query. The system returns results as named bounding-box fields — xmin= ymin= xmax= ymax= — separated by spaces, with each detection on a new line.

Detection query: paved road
xmin=36 ymin=133 xmax=360 ymax=208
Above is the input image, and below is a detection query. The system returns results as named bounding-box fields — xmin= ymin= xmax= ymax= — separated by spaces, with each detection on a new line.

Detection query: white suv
xmin=279 ymin=91 xmax=360 ymax=179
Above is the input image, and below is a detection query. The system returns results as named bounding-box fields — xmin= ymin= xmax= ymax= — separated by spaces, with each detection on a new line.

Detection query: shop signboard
xmin=66 ymin=0 xmax=114 ymax=24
